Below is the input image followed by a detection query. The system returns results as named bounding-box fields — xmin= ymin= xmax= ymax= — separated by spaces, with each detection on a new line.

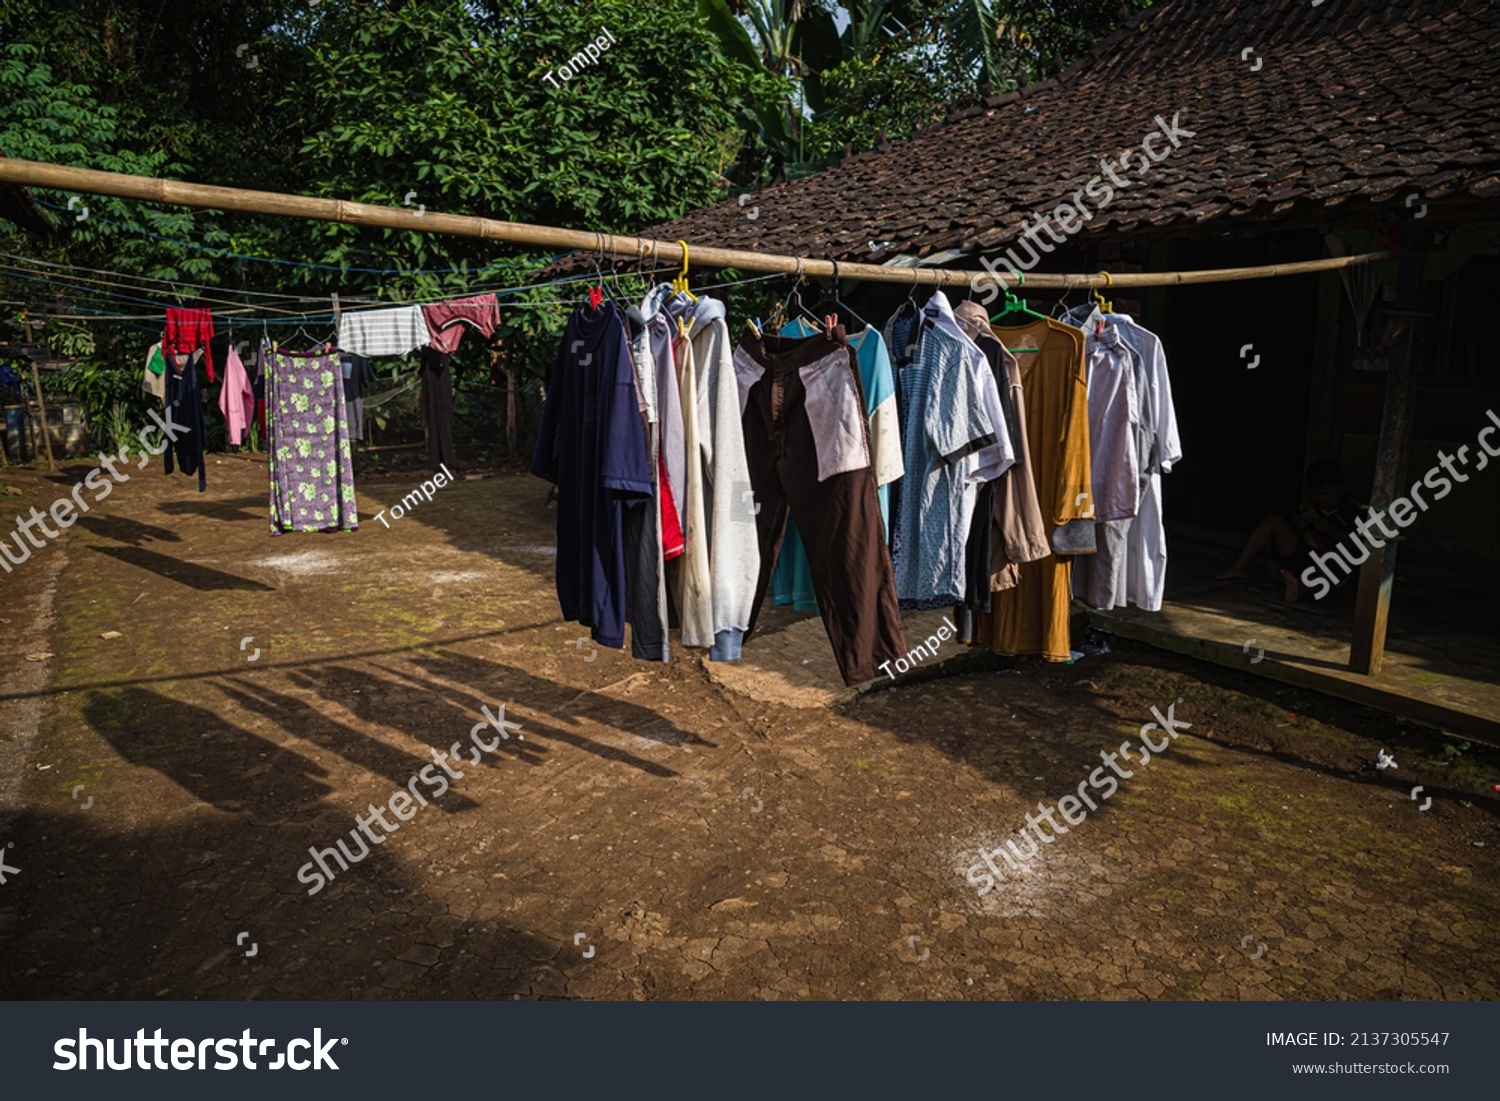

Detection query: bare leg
xmin=1281 ymin=568 xmax=1300 ymax=603
xmin=1217 ymin=515 xmax=1300 ymax=579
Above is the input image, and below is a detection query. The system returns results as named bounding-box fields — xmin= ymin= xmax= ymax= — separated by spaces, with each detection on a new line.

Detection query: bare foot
xmin=1280 ymin=568 xmax=1300 ymax=604
xmin=1215 ymin=568 xmax=1249 ymax=581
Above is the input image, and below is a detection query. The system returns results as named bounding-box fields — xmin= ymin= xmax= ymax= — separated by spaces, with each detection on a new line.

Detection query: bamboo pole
xmin=0 ymin=156 xmax=1399 ymax=290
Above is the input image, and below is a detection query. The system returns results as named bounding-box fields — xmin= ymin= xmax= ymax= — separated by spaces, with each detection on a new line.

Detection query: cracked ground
xmin=1 ymin=456 xmax=1497 ymax=1000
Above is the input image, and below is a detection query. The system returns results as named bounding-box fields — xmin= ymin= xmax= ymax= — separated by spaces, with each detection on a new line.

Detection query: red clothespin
xmin=588 ymin=285 xmax=603 ymax=310
xmin=824 ymin=313 xmax=837 ymax=339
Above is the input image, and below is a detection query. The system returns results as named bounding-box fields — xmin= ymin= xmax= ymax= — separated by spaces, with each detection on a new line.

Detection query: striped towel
xmin=337 ymin=305 xmax=432 ymax=358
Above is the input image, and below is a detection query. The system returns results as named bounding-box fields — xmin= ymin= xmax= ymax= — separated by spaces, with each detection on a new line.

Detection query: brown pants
xmin=738 ymin=330 xmax=907 ymax=685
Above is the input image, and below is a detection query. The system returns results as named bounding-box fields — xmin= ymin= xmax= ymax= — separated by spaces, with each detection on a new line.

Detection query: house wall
xmin=1330 ymin=227 xmax=1500 ymax=572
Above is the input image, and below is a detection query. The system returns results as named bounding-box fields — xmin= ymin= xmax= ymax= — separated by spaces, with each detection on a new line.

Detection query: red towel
xmin=164 ymin=308 xmax=217 ymax=383
xmin=422 ymin=294 xmax=500 ymax=354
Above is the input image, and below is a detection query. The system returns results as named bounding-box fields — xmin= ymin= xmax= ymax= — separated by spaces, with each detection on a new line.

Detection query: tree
xmin=0 ymin=0 xmax=757 ymax=446
xmin=699 ymin=0 xmax=1154 ymax=182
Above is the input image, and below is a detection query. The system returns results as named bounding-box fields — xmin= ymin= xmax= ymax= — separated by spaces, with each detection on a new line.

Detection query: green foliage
xmin=0 ymin=0 xmax=1152 ymax=456
xmin=0 ymin=0 xmax=758 ymax=434
xmin=701 ymin=0 xmax=1154 ymax=181
xmin=54 ymin=357 xmax=144 ymax=438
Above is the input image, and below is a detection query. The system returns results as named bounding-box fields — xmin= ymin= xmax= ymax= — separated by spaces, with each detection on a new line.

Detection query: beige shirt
xmin=987 ymin=342 xmax=1051 ymax=590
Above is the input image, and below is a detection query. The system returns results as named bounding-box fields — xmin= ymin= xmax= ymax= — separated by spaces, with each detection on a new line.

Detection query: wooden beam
xmin=1349 ymin=238 xmax=1426 ymax=675
xmin=0 ymin=155 xmax=1400 ymax=292
xmin=1086 ymin=608 xmax=1500 ymax=744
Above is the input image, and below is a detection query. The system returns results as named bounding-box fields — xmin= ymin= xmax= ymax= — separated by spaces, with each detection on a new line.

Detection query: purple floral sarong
xmin=265 ymin=343 xmax=359 ymax=534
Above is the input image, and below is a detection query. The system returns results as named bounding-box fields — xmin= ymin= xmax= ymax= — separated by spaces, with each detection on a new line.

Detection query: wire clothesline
xmin=2 ymin=260 xmax=796 ymax=334
xmin=0 ymin=156 xmax=1399 ymax=291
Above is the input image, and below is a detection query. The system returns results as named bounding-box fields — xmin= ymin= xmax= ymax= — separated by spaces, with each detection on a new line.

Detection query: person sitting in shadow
xmin=1215 ymin=459 xmax=1365 ymax=603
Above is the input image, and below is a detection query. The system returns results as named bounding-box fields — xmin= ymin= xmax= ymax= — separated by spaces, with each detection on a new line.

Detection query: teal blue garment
xmin=771 ymin=320 xmax=895 ymax=611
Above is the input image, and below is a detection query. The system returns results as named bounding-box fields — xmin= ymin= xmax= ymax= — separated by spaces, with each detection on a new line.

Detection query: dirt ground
xmin=1 ymin=453 xmax=1497 ymax=1001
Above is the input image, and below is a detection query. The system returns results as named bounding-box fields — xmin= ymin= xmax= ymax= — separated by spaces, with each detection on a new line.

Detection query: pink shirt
xmin=218 ymin=346 xmax=255 ymax=445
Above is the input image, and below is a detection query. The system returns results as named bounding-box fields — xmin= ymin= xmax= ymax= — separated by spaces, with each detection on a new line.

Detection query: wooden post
xmin=1349 ymin=241 xmax=1424 ymax=675
xmin=1302 ymin=270 xmax=1344 ymax=470
xmin=21 ymin=314 xmax=56 ymax=472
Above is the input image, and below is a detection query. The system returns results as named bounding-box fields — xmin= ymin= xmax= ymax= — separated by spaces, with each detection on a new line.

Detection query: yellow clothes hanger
xmin=1093 ymin=270 xmax=1114 ymax=314
xmin=672 ymin=240 xmax=697 ymax=301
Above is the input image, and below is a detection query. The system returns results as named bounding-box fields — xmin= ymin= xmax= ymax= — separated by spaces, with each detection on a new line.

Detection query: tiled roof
xmin=625 ymin=0 xmax=1500 ymax=265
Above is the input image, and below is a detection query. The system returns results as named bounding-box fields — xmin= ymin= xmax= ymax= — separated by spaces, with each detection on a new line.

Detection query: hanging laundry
xmin=976 ymin=316 xmax=1091 ymax=661
xmin=142 ymin=342 xmax=166 ymax=404
xmin=665 ymin=298 xmax=712 ymax=648
xmin=218 ymin=343 xmax=256 ymax=446
xmin=642 ymin=285 xmax=687 ymax=562
xmin=164 ymin=307 xmax=216 ymax=384
xmin=337 ymin=305 xmax=431 ymax=358
xmin=1063 ymin=305 xmax=1142 ymax=520
xmin=422 ymin=293 xmax=500 ymax=355
xmin=418 ymin=347 xmax=456 ymax=472
xmin=1061 ymin=304 xmax=1140 ymax=611
xmin=339 ymin=351 xmax=375 ymax=442
xmin=674 ymin=295 xmax=759 ymax=660
xmin=1117 ymin=315 xmax=1181 ymax=611
xmin=770 ymin=319 xmax=902 ymax=612
xmin=265 ymin=343 xmax=359 ymax=534
xmin=890 ymin=291 xmax=1013 ymax=610
xmin=532 ymin=301 xmax=653 ymax=650
xmin=252 ymin=357 xmax=267 ymax=441
xmin=881 ymin=297 xmax=924 ymax=556
xmin=163 ymin=351 xmax=206 ymax=493
xmin=951 ymin=300 xmax=1049 ymax=641
xmin=733 ymin=325 xmax=907 ymax=686
xmin=1061 ymin=306 xmax=1181 ymax=612
xmin=621 ymin=295 xmax=668 ymax=663
xmin=620 ymin=288 xmax=694 ymax=663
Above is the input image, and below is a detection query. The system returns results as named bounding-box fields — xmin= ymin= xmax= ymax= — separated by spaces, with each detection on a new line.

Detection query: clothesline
xmin=1 ymin=250 xmax=789 ymax=329
xmin=0 ymin=156 xmax=1398 ymax=291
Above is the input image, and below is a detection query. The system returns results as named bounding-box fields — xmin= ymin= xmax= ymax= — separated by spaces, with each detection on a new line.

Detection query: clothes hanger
xmin=892 ymin=267 xmax=921 ymax=320
xmin=764 ymin=284 xmax=786 ymax=334
xmin=783 ymin=258 xmax=824 ymax=332
xmin=584 ymin=234 xmax=606 ymax=312
xmin=1051 ymin=274 xmax=1080 ymax=319
xmin=991 ymin=271 xmax=1046 ymax=326
xmin=1092 ymin=270 xmax=1114 ymax=314
xmin=987 ymin=274 xmax=1042 ymax=354
xmin=605 ymin=237 xmax=633 ymax=306
xmin=1090 ymin=271 xmax=1114 ymax=339
xmin=671 ymin=240 xmax=697 ymax=302
xmin=812 ymin=260 xmax=871 ymax=332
